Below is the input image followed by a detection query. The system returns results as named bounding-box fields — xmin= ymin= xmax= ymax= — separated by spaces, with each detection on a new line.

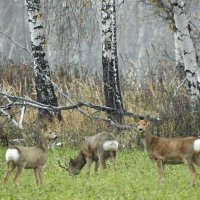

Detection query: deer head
xmin=58 ymin=159 xmax=81 ymax=176
xmin=137 ymin=120 xmax=148 ymax=135
xmin=135 ymin=115 xmax=150 ymax=138
xmin=44 ymin=131 xmax=58 ymax=141
xmin=68 ymin=158 xmax=82 ymax=176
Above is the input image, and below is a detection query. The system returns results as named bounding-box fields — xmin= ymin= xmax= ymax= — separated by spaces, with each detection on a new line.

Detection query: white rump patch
xmin=194 ymin=139 xmax=200 ymax=152
xmin=103 ymin=140 xmax=119 ymax=151
xmin=5 ymin=148 xmax=20 ymax=163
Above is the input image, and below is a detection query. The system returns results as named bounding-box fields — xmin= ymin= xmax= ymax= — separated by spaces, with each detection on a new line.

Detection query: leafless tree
xmin=101 ymin=0 xmax=124 ymax=123
xmin=25 ymin=0 xmax=62 ymax=121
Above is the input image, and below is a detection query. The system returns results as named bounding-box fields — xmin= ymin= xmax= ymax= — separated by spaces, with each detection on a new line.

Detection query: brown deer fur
xmin=3 ymin=130 xmax=58 ymax=187
xmin=137 ymin=119 xmax=200 ymax=185
xmin=65 ymin=132 xmax=119 ymax=176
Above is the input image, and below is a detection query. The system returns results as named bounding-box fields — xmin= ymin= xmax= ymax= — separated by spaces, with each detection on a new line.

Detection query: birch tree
xmin=172 ymin=1 xmax=200 ymax=103
xmin=25 ymin=0 xmax=61 ymax=121
xmin=101 ymin=0 xmax=124 ymax=123
xmin=143 ymin=0 xmax=200 ymax=102
xmin=174 ymin=25 xmax=185 ymax=79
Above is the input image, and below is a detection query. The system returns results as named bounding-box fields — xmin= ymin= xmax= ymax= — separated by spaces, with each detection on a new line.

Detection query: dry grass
xmin=0 ymin=62 xmax=200 ymax=148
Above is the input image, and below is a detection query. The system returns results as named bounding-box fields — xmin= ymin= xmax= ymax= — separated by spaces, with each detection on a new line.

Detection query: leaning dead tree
xmin=101 ymin=0 xmax=124 ymax=123
xmin=25 ymin=0 xmax=62 ymax=121
xmin=0 ymin=92 xmax=160 ymax=131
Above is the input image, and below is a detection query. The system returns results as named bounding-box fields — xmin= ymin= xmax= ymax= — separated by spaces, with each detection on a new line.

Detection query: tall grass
xmin=0 ymin=62 xmax=200 ymax=148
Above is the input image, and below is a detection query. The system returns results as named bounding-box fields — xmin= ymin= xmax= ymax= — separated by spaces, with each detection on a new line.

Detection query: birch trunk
xmin=25 ymin=0 xmax=61 ymax=121
xmin=173 ymin=1 xmax=200 ymax=103
xmin=101 ymin=0 xmax=123 ymax=123
xmin=174 ymin=30 xmax=185 ymax=79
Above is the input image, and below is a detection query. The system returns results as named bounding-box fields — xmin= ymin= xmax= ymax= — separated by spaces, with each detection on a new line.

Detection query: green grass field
xmin=1 ymin=147 xmax=200 ymax=200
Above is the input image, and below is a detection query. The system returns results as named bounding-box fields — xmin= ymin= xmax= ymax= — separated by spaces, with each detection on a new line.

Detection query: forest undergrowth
xmin=0 ymin=62 xmax=200 ymax=148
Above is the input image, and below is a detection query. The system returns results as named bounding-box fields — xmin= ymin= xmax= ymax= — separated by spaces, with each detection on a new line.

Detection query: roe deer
xmin=137 ymin=118 xmax=200 ymax=185
xmin=58 ymin=132 xmax=118 ymax=176
xmin=3 ymin=130 xmax=58 ymax=187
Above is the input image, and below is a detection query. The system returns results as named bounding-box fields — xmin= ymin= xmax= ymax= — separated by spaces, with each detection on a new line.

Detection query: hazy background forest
xmin=1 ymin=0 xmax=176 ymax=74
xmin=0 ymin=0 xmax=200 ymax=147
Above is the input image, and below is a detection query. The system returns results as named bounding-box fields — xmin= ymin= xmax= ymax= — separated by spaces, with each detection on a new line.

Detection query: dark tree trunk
xmin=25 ymin=0 xmax=62 ymax=121
xmin=101 ymin=0 xmax=123 ymax=123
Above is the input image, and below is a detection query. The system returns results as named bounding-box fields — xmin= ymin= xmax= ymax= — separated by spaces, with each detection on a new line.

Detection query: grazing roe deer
xmin=3 ymin=130 xmax=58 ymax=187
xmin=137 ymin=118 xmax=200 ymax=185
xmin=58 ymin=132 xmax=119 ymax=176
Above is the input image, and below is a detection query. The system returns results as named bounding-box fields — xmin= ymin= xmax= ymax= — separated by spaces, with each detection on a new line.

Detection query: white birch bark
xmin=173 ymin=30 xmax=185 ymax=79
xmin=101 ymin=0 xmax=123 ymax=123
xmin=25 ymin=0 xmax=61 ymax=120
xmin=174 ymin=31 xmax=183 ymax=67
xmin=173 ymin=1 xmax=200 ymax=103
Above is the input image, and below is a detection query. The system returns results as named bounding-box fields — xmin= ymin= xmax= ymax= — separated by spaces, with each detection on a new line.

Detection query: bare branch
xmin=0 ymin=92 xmax=145 ymax=117
xmin=0 ymin=91 xmax=160 ymax=131
xmin=91 ymin=115 xmax=133 ymax=131
xmin=0 ymin=31 xmax=33 ymax=57
xmin=19 ymin=105 xmax=26 ymax=128
xmin=0 ymin=108 xmax=23 ymax=129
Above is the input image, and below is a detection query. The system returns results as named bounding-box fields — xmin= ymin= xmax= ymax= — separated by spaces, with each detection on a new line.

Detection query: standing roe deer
xmin=137 ymin=118 xmax=200 ymax=185
xmin=3 ymin=130 xmax=58 ymax=187
xmin=58 ymin=132 xmax=119 ymax=176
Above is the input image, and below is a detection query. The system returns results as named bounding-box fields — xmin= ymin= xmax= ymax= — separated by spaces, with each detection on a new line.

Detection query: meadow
xmin=1 ymin=147 xmax=200 ymax=200
xmin=1 ymin=64 xmax=200 ymax=200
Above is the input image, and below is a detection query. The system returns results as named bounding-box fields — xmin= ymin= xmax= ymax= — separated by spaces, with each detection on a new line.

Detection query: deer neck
xmin=73 ymin=153 xmax=86 ymax=171
xmin=38 ymin=135 xmax=49 ymax=152
xmin=141 ymin=131 xmax=153 ymax=149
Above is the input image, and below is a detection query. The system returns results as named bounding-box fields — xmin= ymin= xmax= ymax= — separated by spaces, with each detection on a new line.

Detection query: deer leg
xmin=3 ymin=161 xmax=16 ymax=185
xmin=156 ymin=159 xmax=164 ymax=184
xmin=94 ymin=159 xmax=99 ymax=173
xmin=13 ymin=166 xmax=24 ymax=187
xmin=185 ymin=161 xmax=197 ymax=186
xmin=98 ymin=153 xmax=107 ymax=170
xmin=34 ymin=168 xmax=40 ymax=186
xmin=110 ymin=151 xmax=116 ymax=170
xmin=85 ymin=156 xmax=92 ymax=176
xmin=38 ymin=166 xmax=43 ymax=186
xmin=34 ymin=166 xmax=43 ymax=186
